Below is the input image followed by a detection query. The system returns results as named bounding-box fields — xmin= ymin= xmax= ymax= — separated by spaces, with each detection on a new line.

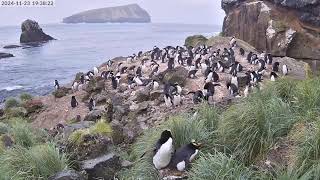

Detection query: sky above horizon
xmin=0 ymin=0 xmax=225 ymax=26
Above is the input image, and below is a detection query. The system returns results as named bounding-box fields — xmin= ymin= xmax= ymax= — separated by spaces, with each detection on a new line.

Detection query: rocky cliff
xmin=63 ymin=4 xmax=151 ymax=24
xmin=221 ymin=0 xmax=320 ymax=60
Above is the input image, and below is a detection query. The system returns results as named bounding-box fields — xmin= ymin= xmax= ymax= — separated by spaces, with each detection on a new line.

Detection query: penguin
xmin=217 ymin=61 xmax=225 ymax=73
xmin=150 ymin=65 xmax=160 ymax=77
xmin=88 ymin=98 xmax=95 ymax=111
xmin=231 ymin=75 xmax=239 ymax=88
xmin=203 ymin=82 xmax=221 ymax=101
xmin=205 ymin=71 xmax=213 ymax=83
xmin=189 ymin=90 xmax=204 ymax=104
xmin=152 ymin=80 xmax=160 ymax=90
xmin=93 ymin=67 xmax=99 ymax=76
xmin=212 ymin=71 xmax=219 ymax=82
xmin=72 ymin=81 xmax=79 ymax=92
xmin=201 ymin=62 xmax=208 ymax=75
xmin=244 ymin=81 xmax=251 ymax=98
xmin=111 ymin=76 xmax=118 ymax=90
xmin=273 ymin=62 xmax=280 ymax=72
xmin=169 ymin=140 xmax=201 ymax=172
xmin=174 ymin=83 xmax=182 ymax=95
xmin=230 ymin=36 xmax=236 ymax=47
xmin=80 ymin=75 xmax=85 ymax=84
xmin=136 ymin=66 xmax=142 ymax=77
xmin=164 ymin=94 xmax=173 ymax=107
xmin=270 ymin=71 xmax=278 ymax=81
xmin=172 ymin=91 xmax=182 ymax=107
xmin=153 ymin=130 xmax=174 ymax=170
xmin=168 ymin=58 xmax=175 ymax=70
xmin=188 ymin=70 xmax=198 ymax=79
xmin=282 ymin=64 xmax=289 ymax=76
xmin=239 ymin=48 xmax=245 ymax=56
xmin=128 ymin=75 xmax=136 ymax=89
xmin=134 ymin=76 xmax=144 ymax=86
xmin=54 ymin=80 xmax=60 ymax=90
xmin=266 ymin=53 xmax=273 ymax=65
xmin=247 ymin=52 xmax=253 ymax=63
xmin=71 ymin=96 xmax=78 ymax=108
xmin=187 ymin=56 xmax=193 ymax=67
xmin=227 ymin=82 xmax=239 ymax=97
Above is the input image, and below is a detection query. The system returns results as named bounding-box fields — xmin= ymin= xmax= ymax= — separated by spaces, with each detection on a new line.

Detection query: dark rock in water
xmin=3 ymin=45 xmax=22 ymax=49
xmin=81 ymin=153 xmax=121 ymax=180
xmin=63 ymin=4 xmax=151 ymax=24
xmin=52 ymin=87 xmax=71 ymax=98
xmin=20 ymin=19 xmax=55 ymax=43
xmin=0 ymin=52 xmax=14 ymax=59
xmin=48 ymin=170 xmax=86 ymax=180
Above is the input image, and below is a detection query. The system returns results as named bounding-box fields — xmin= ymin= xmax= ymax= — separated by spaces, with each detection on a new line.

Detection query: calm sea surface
xmin=0 ymin=23 xmax=221 ymax=102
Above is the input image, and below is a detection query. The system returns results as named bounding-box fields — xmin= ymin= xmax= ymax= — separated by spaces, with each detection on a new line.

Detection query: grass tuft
xmin=20 ymin=93 xmax=33 ymax=102
xmin=4 ymin=98 xmax=20 ymax=110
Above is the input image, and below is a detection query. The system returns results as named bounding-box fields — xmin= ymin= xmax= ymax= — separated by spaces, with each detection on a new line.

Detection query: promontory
xmin=63 ymin=4 xmax=151 ymax=24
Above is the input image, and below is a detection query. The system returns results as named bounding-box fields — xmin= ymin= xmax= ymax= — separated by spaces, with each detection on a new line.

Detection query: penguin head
xmin=190 ymin=139 xmax=202 ymax=149
xmin=160 ymin=130 xmax=172 ymax=142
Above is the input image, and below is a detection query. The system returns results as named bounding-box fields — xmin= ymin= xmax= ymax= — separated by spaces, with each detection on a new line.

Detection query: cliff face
xmin=221 ymin=0 xmax=320 ymax=60
xmin=63 ymin=4 xmax=151 ymax=24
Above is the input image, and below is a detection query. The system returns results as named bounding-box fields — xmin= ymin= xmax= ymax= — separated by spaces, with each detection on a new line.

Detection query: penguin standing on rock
xmin=189 ymin=90 xmax=205 ymax=104
xmin=273 ymin=62 xmax=280 ymax=72
xmin=282 ymin=64 xmax=289 ymax=76
xmin=169 ymin=140 xmax=201 ymax=172
xmin=54 ymin=80 xmax=60 ymax=90
xmin=270 ymin=71 xmax=278 ymax=81
xmin=111 ymin=76 xmax=118 ymax=90
xmin=93 ymin=67 xmax=99 ymax=76
xmin=88 ymin=98 xmax=95 ymax=111
xmin=71 ymin=96 xmax=78 ymax=108
xmin=153 ymin=130 xmax=174 ymax=170
xmin=227 ymin=82 xmax=239 ymax=97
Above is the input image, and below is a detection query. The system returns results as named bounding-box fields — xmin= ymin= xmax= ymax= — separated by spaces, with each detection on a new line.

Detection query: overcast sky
xmin=0 ymin=0 xmax=225 ymax=26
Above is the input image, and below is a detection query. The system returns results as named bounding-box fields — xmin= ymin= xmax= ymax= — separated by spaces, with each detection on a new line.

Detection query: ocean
xmin=0 ymin=23 xmax=221 ymax=102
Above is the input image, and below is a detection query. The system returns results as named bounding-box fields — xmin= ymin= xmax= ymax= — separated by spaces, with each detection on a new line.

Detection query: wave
xmin=1 ymin=85 xmax=24 ymax=91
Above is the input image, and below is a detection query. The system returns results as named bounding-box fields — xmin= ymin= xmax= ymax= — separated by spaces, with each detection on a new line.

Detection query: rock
xmin=3 ymin=45 xmax=22 ymax=49
xmin=1 ymin=135 xmax=14 ymax=148
xmin=135 ymin=89 xmax=150 ymax=103
xmin=150 ymin=90 xmax=162 ymax=101
xmin=81 ymin=153 xmax=121 ymax=180
xmin=63 ymin=4 xmax=151 ymax=24
xmin=135 ymin=102 xmax=149 ymax=115
xmin=221 ymin=0 xmax=320 ymax=60
xmin=0 ymin=52 xmax=14 ymax=59
xmin=94 ymin=94 xmax=107 ymax=105
xmin=85 ymin=77 xmax=105 ymax=94
xmin=52 ymin=87 xmax=71 ymax=98
xmin=184 ymin=35 xmax=208 ymax=47
xmin=0 ymin=109 xmax=4 ymax=117
xmin=111 ymin=124 xmax=125 ymax=145
xmin=84 ymin=109 xmax=106 ymax=122
xmin=20 ymin=19 xmax=55 ymax=43
xmin=23 ymin=99 xmax=44 ymax=114
xmin=48 ymin=170 xmax=86 ymax=180
xmin=163 ymin=66 xmax=189 ymax=86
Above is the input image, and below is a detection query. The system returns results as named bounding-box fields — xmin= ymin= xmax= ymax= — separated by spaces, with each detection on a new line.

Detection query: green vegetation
xmin=0 ymin=143 xmax=69 ymax=180
xmin=10 ymin=120 xmax=42 ymax=148
xmin=4 ymin=98 xmax=20 ymax=110
xmin=20 ymin=93 xmax=33 ymax=102
xmin=184 ymin=35 xmax=208 ymax=47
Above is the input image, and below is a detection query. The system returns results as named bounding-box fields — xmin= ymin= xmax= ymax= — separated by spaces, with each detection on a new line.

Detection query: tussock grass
xmin=10 ymin=119 xmax=42 ymax=148
xmin=219 ymin=91 xmax=295 ymax=164
xmin=0 ymin=122 xmax=9 ymax=135
xmin=0 ymin=143 xmax=69 ymax=180
xmin=20 ymin=93 xmax=33 ymax=102
xmin=188 ymin=152 xmax=264 ymax=180
xmin=4 ymin=98 xmax=20 ymax=110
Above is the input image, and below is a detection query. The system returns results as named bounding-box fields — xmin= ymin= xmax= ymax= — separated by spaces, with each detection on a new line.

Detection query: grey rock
xmin=20 ymin=19 xmax=55 ymax=43
xmin=3 ymin=45 xmax=22 ymax=49
xmin=81 ymin=153 xmax=121 ymax=180
xmin=48 ymin=170 xmax=86 ymax=180
xmin=84 ymin=109 xmax=106 ymax=122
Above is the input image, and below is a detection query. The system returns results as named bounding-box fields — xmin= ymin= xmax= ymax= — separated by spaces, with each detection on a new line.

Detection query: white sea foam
xmin=1 ymin=85 xmax=24 ymax=91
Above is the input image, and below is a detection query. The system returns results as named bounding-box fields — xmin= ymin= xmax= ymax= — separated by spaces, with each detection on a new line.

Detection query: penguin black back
xmin=71 ymin=96 xmax=78 ymax=108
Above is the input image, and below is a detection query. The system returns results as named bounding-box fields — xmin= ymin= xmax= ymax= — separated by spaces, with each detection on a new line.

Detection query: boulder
xmin=1 ymin=135 xmax=14 ymax=148
xmin=20 ymin=19 xmax=55 ymax=43
xmin=23 ymin=99 xmax=44 ymax=114
xmin=135 ymin=89 xmax=150 ymax=103
xmin=150 ymin=90 xmax=162 ymax=101
xmin=0 ymin=109 xmax=4 ymax=117
xmin=85 ymin=77 xmax=105 ymax=94
xmin=52 ymin=87 xmax=71 ymax=98
xmin=221 ymin=0 xmax=320 ymax=60
xmin=162 ymin=67 xmax=189 ymax=86
xmin=81 ymin=153 xmax=121 ymax=180
xmin=83 ymin=109 xmax=106 ymax=122
xmin=48 ymin=170 xmax=86 ymax=180
xmin=0 ymin=52 xmax=14 ymax=59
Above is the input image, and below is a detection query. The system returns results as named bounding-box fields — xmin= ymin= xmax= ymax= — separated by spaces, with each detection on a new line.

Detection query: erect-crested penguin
xmin=203 ymin=82 xmax=221 ymax=101
xmin=71 ymin=96 xmax=78 ymax=108
xmin=54 ymin=80 xmax=60 ymax=90
xmin=169 ymin=140 xmax=201 ymax=171
xmin=282 ymin=64 xmax=289 ymax=76
xmin=88 ymin=98 xmax=95 ymax=111
xmin=168 ymin=58 xmax=175 ymax=70
xmin=227 ymin=82 xmax=239 ymax=97
xmin=72 ymin=81 xmax=79 ymax=92
xmin=239 ymin=48 xmax=245 ymax=56
xmin=93 ymin=67 xmax=99 ymax=76
xmin=152 ymin=80 xmax=160 ymax=90
xmin=272 ymin=62 xmax=280 ymax=72
xmin=153 ymin=130 xmax=174 ymax=169
xmin=189 ymin=90 xmax=205 ymax=104
xmin=111 ymin=76 xmax=118 ymax=90
xmin=231 ymin=74 xmax=239 ymax=88
xmin=270 ymin=71 xmax=278 ymax=81
xmin=188 ymin=69 xmax=198 ymax=79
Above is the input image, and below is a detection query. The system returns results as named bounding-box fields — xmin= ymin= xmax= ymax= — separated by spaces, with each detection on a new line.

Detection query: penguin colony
xmin=53 ymin=37 xmax=290 ymax=110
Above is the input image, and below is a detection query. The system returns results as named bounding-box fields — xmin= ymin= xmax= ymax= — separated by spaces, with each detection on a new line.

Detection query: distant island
xmin=63 ymin=4 xmax=151 ymax=24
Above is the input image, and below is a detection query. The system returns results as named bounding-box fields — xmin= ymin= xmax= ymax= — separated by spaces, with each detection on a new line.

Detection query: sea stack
xmin=20 ymin=19 xmax=55 ymax=43
xmin=62 ymin=4 xmax=151 ymax=24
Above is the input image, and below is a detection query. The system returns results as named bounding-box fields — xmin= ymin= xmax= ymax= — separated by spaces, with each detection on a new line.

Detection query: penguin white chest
xmin=173 ymin=95 xmax=181 ymax=106
xmin=153 ymin=138 xmax=174 ymax=169
xmin=231 ymin=77 xmax=238 ymax=87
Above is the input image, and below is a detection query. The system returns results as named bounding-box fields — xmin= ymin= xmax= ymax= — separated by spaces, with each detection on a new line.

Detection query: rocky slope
xmin=63 ymin=4 xmax=151 ymax=24
xmin=20 ymin=19 xmax=55 ymax=43
xmin=221 ymin=0 xmax=320 ymax=60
